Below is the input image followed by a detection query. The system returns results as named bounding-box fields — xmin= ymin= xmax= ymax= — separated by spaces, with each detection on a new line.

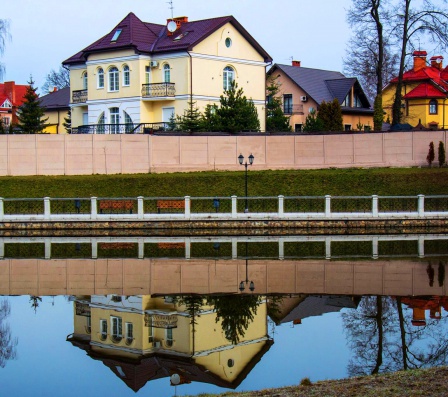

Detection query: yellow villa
xmin=67 ymin=294 xmax=271 ymax=392
xmin=382 ymin=50 xmax=448 ymax=130
xmin=62 ymin=13 xmax=272 ymax=133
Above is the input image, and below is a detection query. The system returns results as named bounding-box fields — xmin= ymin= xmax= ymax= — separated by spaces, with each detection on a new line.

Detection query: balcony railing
xmin=142 ymin=83 xmax=175 ymax=98
xmin=283 ymin=104 xmax=304 ymax=115
xmin=72 ymin=89 xmax=87 ymax=104
xmin=71 ymin=123 xmax=173 ymax=134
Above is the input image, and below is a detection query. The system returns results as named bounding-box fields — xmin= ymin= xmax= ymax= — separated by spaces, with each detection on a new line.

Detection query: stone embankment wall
xmin=0 ymin=130 xmax=446 ymax=176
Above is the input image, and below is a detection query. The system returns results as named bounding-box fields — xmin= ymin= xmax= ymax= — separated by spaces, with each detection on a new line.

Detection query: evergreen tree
xmin=202 ymin=104 xmax=221 ymax=132
xmin=303 ymin=108 xmax=324 ymax=132
xmin=177 ymin=101 xmax=203 ymax=132
xmin=0 ymin=118 xmax=5 ymax=134
xmin=63 ymin=108 xmax=71 ymax=133
xmin=17 ymin=77 xmax=48 ymax=134
xmin=317 ymin=99 xmax=343 ymax=131
xmin=438 ymin=141 xmax=446 ymax=168
xmin=427 ymin=141 xmax=435 ymax=167
xmin=166 ymin=113 xmax=178 ymax=131
xmin=266 ymin=76 xmax=291 ymax=132
xmin=215 ymin=81 xmax=260 ymax=133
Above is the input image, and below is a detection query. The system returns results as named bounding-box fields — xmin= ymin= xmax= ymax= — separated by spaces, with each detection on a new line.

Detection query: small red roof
xmin=403 ymin=82 xmax=446 ymax=99
xmin=390 ymin=65 xmax=448 ymax=92
xmin=0 ymin=82 xmax=28 ymax=107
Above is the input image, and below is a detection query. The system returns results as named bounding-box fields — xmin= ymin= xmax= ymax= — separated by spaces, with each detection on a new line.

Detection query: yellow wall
xmin=42 ymin=109 xmax=69 ymax=134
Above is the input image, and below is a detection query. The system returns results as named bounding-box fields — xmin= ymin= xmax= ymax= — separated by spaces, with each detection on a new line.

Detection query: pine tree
xmin=318 ymin=99 xmax=343 ymax=131
xmin=0 ymin=118 xmax=5 ymax=134
xmin=17 ymin=77 xmax=48 ymax=134
xmin=63 ymin=108 xmax=71 ymax=133
xmin=303 ymin=108 xmax=324 ymax=132
xmin=373 ymin=95 xmax=383 ymax=131
xmin=177 ymin=101 xmax=203 ymax=132
xmin=166 ymin=113 xmax=178 ymax=131
xmin=266 ymin=76 xmax=291 ymax=132
xmin=202 ymin=104 xmax=221 ymax=132
xmin=215 ymin=81 xmax=260 ymax=133
xmin=427 ymin=141 xmax=435 ymax=167
xmin=438 ymin=141 xmax=446 ymax=168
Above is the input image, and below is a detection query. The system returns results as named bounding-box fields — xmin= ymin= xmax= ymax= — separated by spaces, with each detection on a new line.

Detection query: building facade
xmin=62 ymin=13 xmax=272 ymax=133
xmin=39 ymin=86 xmax=70 ymax=134
xmin=0 ymin=81 xmax=28 ymax=129
xmin=383 ymin=50 xmax=448 ymax=130
xmin=267 ymin=62 xmax=373 ymax=132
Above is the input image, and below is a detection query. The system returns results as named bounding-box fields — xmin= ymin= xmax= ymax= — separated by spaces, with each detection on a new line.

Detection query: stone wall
xmin=0 ymin=130 xmax=446 ymax=176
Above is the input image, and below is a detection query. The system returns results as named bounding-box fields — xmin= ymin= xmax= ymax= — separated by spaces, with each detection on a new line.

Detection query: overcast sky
xmin=2 ymin=0 xmax=353 ymax=92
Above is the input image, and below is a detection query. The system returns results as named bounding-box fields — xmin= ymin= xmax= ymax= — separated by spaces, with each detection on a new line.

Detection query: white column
xmin=231 ymin=196 xmax=237 ymax=218
xmin=91 ymin=238 xmax=98 ymax=259
xmin=138 ymin=196 xmax=144 ymax=220
xmin=185 ymin=196 xmax=191 ymax=218
xmin=278 ymin=195 xmax=284 ymax=217
xmin=185 ymin=238 xmax=191 ymax=260
xmin=0 ymin=197 xmax=4 ymax=221
xmin=0 ymin=240 xmax=4 ymax=258
xmin=325 ymin=237 xmax=331 ymax=260
xmin=232 ymin=238 xmax=238 ymax=259
xmin=278 ymin=238 xmax=284 ymax=260
xmin=372 ymin=195 xmax=379 ymax=217
xmin=325 ymin=195 xmax=331 ymax=218
xmin=44 ymin=197 xmax=51 ymax=220
xmin=418 ymin=236 xmax=425 ymax=258
xmin=372 ymin=237 xmax=379 ymax=259
xmin=418 ymin=195 xmax=425 ymax=216
xmin=138 ymin=238 xmax=144 ymax=259
xmin=91 ymin=197 xmax=98 ymax=220
xmin=45 ymin=238 xmax=51 ymax=259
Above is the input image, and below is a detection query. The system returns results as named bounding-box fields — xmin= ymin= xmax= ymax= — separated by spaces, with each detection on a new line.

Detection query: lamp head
xmin=239 ymin=281 xmax=245 ymax=292
xmin=249 ymin=281 xmax=255 ymax=292
xmin=248 ymin=153 xmax=254 ymax=165
xmin=238 ymin=154 xmax=244 ymax=165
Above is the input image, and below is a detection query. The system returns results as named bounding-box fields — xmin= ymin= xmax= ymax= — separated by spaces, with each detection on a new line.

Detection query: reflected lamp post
xmin=239 ymin=242 xmax=254 ymax=292
xmin=238 ymin=153 xmax=254 ymax=213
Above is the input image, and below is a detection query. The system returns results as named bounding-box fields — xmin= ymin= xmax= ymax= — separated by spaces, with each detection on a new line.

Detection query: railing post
xmin=44 ymin=197 xmax=51 ymax=220
xmin=325 ymin=195 xmax=331 ymax=218
xmin=137 ymin=196 xmax=144 ymax=220
xmin=232 ymin=238 xmax=238 ymax=259
xmin=185 ymin=196 xmax=191 ymax=218
xmin=91 ymin=197 xmax=98 ymax=220
xmin=91 ymin=238 xmax=98 ymax=259
xmin=418 ymin=194 xmax=425 ymax=216
xmin=372 ymin=195 xmax=379 ymax=217
xmin=325 ymin=237 xmax=331 ymax=259
xmin=278 ymin=195 xmax=284 ymax=217
xmin=138 ymin=238 xmax=144 ymax=259
xmin=231 ymin=196 xmax=237 ymax=218
xmin=278 ymin=238 xmax=284 ymax=260
xmin=372 ymin=237 xmax=379 ymax=259
xmin=185 ymin=238 xmax=191 ymax=260
xmin=0 ymin=197 xmax=3 ymax=221
xmin=0 ymin=239 xmax=3 ymax=259
xmin=418 ymin=236 xmax=425 ymax=258
xmin=45 ymin=238 xmax=51 ymax=259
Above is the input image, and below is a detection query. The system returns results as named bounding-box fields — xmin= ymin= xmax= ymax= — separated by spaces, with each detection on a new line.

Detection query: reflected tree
xmin=208 ymin=294 xmax=260 ymax=345
xmin=0 ymin=299 xmax=18 ymax=368
xmin=30 ymin=296 xmax=42 ymax=313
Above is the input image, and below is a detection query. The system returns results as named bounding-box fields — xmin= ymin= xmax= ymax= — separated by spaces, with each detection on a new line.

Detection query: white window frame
xmin=163 ymin=64 xmax=171 ymax=83
xmin=109 ymin=67 xmax=119 ymax=92
xmin=111 ymin=316 xmax=122 ymax=342
xmin=125 ymin=322 xmax=134 ymax=344
xmin=123 ymin=65 xmax=130 ymax=86
xmin=145 ymin=66 xmax=151 ymax=84
xmin=223 ymin=66 xmax=235 ymax=90
xmin=100 ymin=319 xmax=107 ymax=340
xmin=82 ymin=72 xmax=88 ymax=90
xmin=110 ymin=107 xmax=120 ymax=134
xmin=165 ymin=327 xmax=173 ymax=347
xmin=97 ymin=68 xmax=104 ymax=89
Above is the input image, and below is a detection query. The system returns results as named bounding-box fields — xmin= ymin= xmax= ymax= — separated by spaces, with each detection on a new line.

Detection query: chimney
xmin=166 ymin=16 xmax=188 ymax=35
xmin=3 ymin=81 xmax=15 ymax=105
xmin=52 ymin=86 xmax=58 ymax=92
xmin=430 ymin=56 xmax=443 ymax=70
xmin=413 ymin=50 xmax=427 ymax=72
xmin=292 ymin=60 xmax=301 ymax=67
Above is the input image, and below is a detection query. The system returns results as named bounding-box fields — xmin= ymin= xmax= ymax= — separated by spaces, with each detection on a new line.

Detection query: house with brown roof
xmin=267 ymin=62 xmax=373 ymax=132
xmin=62 ymin=12 xmax=272 ymax=133
xmin=0 ymin=81 xmax=28 ymax=129
xmin=382 ymin=50 xmax=448 ymax=130
xmin=39 ymin=86 xmax=70 ymax=134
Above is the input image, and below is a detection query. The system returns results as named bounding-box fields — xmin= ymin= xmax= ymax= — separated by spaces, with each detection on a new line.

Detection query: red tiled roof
xmin=63 ymin=12 xmax=271 ymax=65
xmin=0 ymin=82 xmax=28 ymax=107
xmin=403 ymin=82 xmax=447 ymax=99
xmin=390 ymin=65 xmax=448 ymax=92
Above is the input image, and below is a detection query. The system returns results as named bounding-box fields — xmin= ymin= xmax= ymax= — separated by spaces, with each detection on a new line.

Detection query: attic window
xmin=111 ymin=29 xmax=122 ymax=42
xmin=173 ymin=31 xmax=189 ymax=41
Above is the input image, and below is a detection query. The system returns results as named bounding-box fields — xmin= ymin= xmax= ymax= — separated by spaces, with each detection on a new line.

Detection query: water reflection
xmin=1 ymin=234 xmax=448 ymax=396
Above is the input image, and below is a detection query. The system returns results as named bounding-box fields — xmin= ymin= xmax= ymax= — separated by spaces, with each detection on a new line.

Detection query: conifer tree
xmin=427 ymin=141 xmax=435 ymax=167
xmin=177 ymin=101 xmax=203 ymax=132
xmin=202 ymin=104 xmax=221 ymax=132
xmin=63 ymin=108 xmax=71 ymax=133
xmin=215 ymin=81 xmax=260 ymax=133
xmin=0 ymin=118 xmax=5 ymax=134
xmin=266 ymin=76 xmax=291 ymax=132
xmin=17 ymin=77 xmax=48 ymax=134
xmin=303 ymin=108 xmax=324 ymax=132
xmin=438 ymin=141 xmax=446 ymax=168
xmin=317 ymin=99 xmax=343 ymax=131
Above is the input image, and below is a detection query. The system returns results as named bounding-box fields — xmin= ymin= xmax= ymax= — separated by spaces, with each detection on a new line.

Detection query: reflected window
xmin=86 ymin=316 xmax=91 ymax=334
xmin=125 ymin=322 xmax=134 ymax=345
xmin=100 ymin=319 xmax=107 ymax=340
xmin=111 ymin=316 xmax=122 ymax=342
xmin=166 ymin=328 xmax=173 ymax=347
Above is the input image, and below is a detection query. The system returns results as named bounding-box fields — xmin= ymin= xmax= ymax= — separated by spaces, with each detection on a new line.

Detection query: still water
xmin=1 ymin=234 xmax=448 ymax=396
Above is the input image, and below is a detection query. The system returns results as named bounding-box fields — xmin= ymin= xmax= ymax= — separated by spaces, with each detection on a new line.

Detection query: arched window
xmin=223 ymin=66 xmax=235 ymax=90
xmin=110 ymin=107 xmax=119 ymax=134
xmin=109 ymin=67 xmax=119 ymax=91
xmin=97 ymin=68 xmax=104 ymax=89
xmin=123 ymin=65 xmax=130 ymax=86
xmin=163 ymin=64 xmax=171 ymax=83
xmin=97 ymin=112 xmax=105 ymax=134
xmin=124 ymin=111 xmax=133 ymax=133
xmin=429 ymin=99 xmax=438 ymax=115
xmin=82 ymin=72 xmax=88 ymax=90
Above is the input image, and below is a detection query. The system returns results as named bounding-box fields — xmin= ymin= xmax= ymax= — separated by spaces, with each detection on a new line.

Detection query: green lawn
xmin=0 ymin=167 xmax=447 ymax=198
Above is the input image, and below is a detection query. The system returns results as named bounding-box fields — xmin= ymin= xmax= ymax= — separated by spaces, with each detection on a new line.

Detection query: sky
xmin=1 ymin=0 xmax=354 ymax=93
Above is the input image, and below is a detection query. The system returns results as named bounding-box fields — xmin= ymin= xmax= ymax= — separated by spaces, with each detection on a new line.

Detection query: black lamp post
xmin=239 ymin=242 xmax=254 ymax=292
xmin=238 ymin=153 xmax=254 ymax=213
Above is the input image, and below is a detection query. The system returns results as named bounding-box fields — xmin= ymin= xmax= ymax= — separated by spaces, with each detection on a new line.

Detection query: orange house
xmin=0 ymin=81 xmax=28 ymax=129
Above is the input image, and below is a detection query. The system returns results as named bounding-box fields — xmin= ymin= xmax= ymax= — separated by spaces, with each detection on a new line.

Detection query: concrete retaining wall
xmin=0 ymin=130 xmax=446 ymax=176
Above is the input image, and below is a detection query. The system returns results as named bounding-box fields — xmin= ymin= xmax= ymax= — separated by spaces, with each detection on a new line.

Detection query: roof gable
xmin=403 ymin=82 xmax=446 ymax=99
xmin=325 ymin=78 xmax=356 ymax=104
xmin=64 ymin=14 xmax=272 ymax=65
xmin=0 ymin=97 xmax=12 ymax=108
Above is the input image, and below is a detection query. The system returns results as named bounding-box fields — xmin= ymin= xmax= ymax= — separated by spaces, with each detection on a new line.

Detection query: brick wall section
xmin=0 ymin=131 xmax=446 ymax=176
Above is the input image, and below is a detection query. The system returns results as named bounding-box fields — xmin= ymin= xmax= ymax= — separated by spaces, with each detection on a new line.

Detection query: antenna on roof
xmin=167 ymin=0 xmax=174 ymax=19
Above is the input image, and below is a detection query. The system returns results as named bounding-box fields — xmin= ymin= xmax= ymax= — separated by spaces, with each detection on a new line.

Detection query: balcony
xmin=72 ymin=89 xmax=87 ymax=104
xmin=142 ymin=83 xmax=175 ymax=98
xmin=283 ymin=104 xmax=304 ymax=115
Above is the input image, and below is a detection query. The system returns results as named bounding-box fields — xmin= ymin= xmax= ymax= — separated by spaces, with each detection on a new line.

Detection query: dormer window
xmin=1 ymin=99 xmax=12 ymax=108
xmin=111 ymin=29 xmax=122 ymax=42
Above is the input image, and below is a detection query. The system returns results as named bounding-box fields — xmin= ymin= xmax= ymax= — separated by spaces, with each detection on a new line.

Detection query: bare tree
xmin=0 ymin=299 xmax=18 ymax=368
xmin=41 ymin=66 xmax=70 ymax=93
xmin=0 ymin=19 xmax=11 ymax=80
xmin=391 ymin=0 xmax=448 ymax=125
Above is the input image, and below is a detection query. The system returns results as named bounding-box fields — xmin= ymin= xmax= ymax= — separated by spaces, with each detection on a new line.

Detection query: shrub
xmin=427 ymin=142 xmax=435 ymax=167
xmin=438 ymin=141 xmax=446 ymax=167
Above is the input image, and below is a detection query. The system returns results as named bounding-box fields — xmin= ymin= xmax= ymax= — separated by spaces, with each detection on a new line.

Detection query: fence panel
xmin=51 ymin=198 xmax=91 ymax=214
xmin=237 ymin=197 xmax=278 ymax=214
xmin=3 ymin=199 xmax=44 ymax=215
xmin=425 ymin=196 xmax=448 ymax=212
xmin=378 ymin=196 xmax=418 ymax=212
xmin=284 ymin=196 xmax=325 ymax=213
xmin=190 ymin=197 xmax=232 ymax=214
xmin=331 ymin=196 xmax=372 ymax=213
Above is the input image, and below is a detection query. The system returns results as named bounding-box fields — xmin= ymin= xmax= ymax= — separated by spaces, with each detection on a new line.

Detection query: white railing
xmin=0 ymin=195 xmax=447 ymax=222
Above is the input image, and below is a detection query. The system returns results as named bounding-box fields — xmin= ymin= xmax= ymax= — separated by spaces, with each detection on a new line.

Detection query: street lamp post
xmin=238 ymin=153 xmax=254 ymax=213
xmin=239 ymin=242 xmax=254 ymax=292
